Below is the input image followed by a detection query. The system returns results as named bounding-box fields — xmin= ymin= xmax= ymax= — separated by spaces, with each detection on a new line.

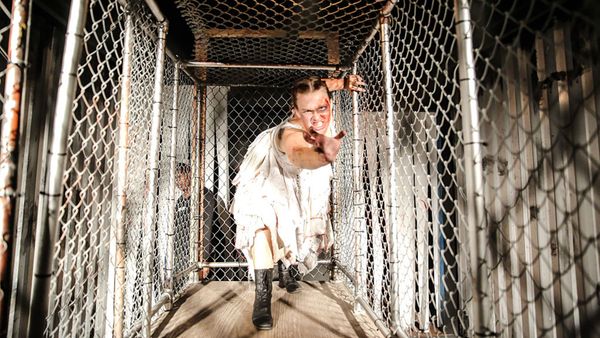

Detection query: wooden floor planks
xmin=152 ymin=281 xmax=383 ymax=338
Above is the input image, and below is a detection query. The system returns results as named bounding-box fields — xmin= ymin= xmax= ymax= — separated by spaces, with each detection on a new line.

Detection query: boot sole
xmin=278 ymin=283 xmax=301 ymax=293
xmin=287 ymin=287 xmax=301 ymax=294
xmin=256 ymin=325 xmax=273 ymax=330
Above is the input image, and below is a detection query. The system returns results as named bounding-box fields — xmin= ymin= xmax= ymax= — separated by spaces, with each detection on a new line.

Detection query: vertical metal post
xmin=330 ymin=92 xmax=340 ymax=282
xmin=454 ymin=0 xmax=490 ymax=336
xmin=28 ymin=0 xmax=89 ymax=336
xmin=165 ymin=63 xmax=180 ymax=296
xmin=111 ymin=11 xmax=133 ymax=338
xmin=0 ymin=0 xmax=29 ymax=329
xmin=190 ymin=84 xmax=199 ymax=283
xmin=380 ymin=14 xmax=402 ymax=334
xmin=199 ymin=84 xmax=207 ymax=273
xmin=142 ymin=22 xmax=167 ymax=337
xmin=193 ymin=84 xmax=207 ymax=277
xmin=351 ymin=63 xmax=364 ymax=312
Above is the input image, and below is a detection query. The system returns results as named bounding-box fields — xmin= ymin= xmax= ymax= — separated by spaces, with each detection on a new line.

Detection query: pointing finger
xmin=334 ymin=130 xmax=347 ymax=140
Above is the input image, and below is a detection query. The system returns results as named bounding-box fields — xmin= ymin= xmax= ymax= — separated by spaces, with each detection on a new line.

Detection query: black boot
xmin=277 ymin=261 xmax=300 ymax=294
xmin=252 ymin=269 xmax=273 ymax=330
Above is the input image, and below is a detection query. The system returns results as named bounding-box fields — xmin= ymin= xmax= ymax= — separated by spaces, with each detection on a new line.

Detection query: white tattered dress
xmin=230 ymin=119 xmax=334 ymax=279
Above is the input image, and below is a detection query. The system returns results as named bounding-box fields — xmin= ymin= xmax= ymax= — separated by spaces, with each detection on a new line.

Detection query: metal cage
xmin=1 ymin=0 xmax=599 ymax=337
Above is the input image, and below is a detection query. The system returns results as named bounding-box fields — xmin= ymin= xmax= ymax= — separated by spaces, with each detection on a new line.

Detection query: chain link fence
xmin=45 ymin=0 xmax=125 ymax=336
xmin=3 ymin=0 xmax=599 ymax=337
xmin=38 ymin=0 xmax=200 ymax=336
xmin=202 ymin=83 xmax=339 ymax=282
xmin=468 ymin=0 xmax=600 ymax=337
xmin=334 ymin=0 xmax=600 ymax=337
xmin=170 ymin=68 xmax=197 ymax=296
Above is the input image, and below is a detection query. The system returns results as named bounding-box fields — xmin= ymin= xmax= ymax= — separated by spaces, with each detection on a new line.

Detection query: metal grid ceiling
xmin=173 ymin=0 xmax=386 ymax=86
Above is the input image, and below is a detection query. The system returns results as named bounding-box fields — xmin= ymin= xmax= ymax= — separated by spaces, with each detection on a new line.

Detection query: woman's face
xmin=292 ymin=88 xmax=331 ymax=134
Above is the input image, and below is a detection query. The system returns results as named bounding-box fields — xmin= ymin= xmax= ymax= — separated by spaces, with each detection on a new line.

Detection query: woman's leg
xmin=251 ymin=227 xmax=274 ymax=330
xmin=252 ymin=228 xmax=274 ymax=269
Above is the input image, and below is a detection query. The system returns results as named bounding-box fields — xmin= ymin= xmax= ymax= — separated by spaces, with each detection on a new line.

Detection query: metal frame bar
xmin=350 ymin=0 xmax=397 ymax=65
xmin=186 ymin=61 xmax=350 ymax=72
xmin=7 ymin=0 xmax=35 ymax=334
xmin=351 ymin=62 xmax=364 ymax=312
xmin=331 ymin=91 xmax=341 ymax=282
xmin=453 ymin=0 xmax=490 ymax=336
xmin=0 ymin=0 xmax=30 ymax=329
xmin=379 ymin=13 xmax=403 ymax=335
xmin=111 ymin=10 xmax=134 ymax=338
xmin=165 ymin=62 xmax=180 ymax=300
xmin=27 ymin=0 xmax=89 ymax=336
xmin=143 ymin=0 xmax=166 ymax=23
xmin=196 ymin=80 xmax=207 ymax=276
xmin=124 ymin=294 xmax=170 ymax=338
xmin=189 ymin=83 xmax=200 ymax=283
xmin=141 ymin=21 xmax=167 ymax=337
xmin=335 ymin=258 xmax=401 ymax=338
xmin=195 ymin=83 xmax=207 ymax=279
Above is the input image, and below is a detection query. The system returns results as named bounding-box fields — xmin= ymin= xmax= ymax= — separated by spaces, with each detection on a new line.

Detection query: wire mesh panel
xmin=154 ymin=56 xmax=176 ymax=304
xmin=202 ymin=85 xmax=241 ymax=280
xmin=334 ymin=1 xmax=469 ymax=336
xmin=352 ymin=29 xmax=394 ymax=330
xmin=386 ymin=2 xmax=466 ymax=335
xmin=203 ymin=85 xmax=294 ymax=281
xmin=24 ymin=0 xmax=600 ymax=337
xmin=331 ymin=89 xmax=355 ymax=284
xmin=43 ymin=0 xmax=182 ymax=336
xmin=467 ymin=0 xmax=600 ymax=337
xmin=171 ymin=69 xmax=197 ymax=296
xmin=332 ymin=1 xmax=600 ymax=337
xmin=122 ymin=1 xmax=159 ymax=332
xmin=201 ymin=77 xmax=349 ymax=281
xmin=174 ymin=0 xmax=386 ymax=86
xmin=46 ymin=0 xmax=125 ymax=336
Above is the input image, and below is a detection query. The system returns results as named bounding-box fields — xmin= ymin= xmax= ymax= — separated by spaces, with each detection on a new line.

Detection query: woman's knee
xmin=252 ymin=227 xmax=274 ymax=269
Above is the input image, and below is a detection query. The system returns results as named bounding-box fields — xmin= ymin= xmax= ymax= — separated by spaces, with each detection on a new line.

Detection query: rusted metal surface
xmin=0 ymin=0 xmax=29 ymax=330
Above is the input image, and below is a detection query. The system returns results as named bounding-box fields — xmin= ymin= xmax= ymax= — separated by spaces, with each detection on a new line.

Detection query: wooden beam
xmin=326 ymin=32 xmax=340 ymax=65
xmin=205 ymin=28 xmax=287 ymax=39
xmin=204 ymin=28 xmax=339 ymax=41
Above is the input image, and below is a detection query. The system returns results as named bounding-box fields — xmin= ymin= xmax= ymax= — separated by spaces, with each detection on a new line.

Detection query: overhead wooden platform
xmin=152 ymin=281 xmax=384 ymax=338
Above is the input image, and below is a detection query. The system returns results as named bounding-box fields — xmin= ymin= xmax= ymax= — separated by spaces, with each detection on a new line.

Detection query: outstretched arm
xmin=323 ymin=75 xmax=366 ymax=92
xmin=279 ymin=128 xmax=346 ymax=170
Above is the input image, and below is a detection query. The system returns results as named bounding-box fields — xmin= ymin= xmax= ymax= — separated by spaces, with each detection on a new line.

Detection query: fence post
xmin=453 ymin=0 xmax=491 ymax=336
xmin=379 ymin=13 xmax=404 ymax=334
xmin=142 ymin=21 xmax=167 ymax=337
xmin=0 ymin=0 xmax=30 ymax=331
xmin=351 ymin=62 xmax=365 ymax=312
xmin=110 ymin=10 xmax=134 ymax=338
xmin=27 ymin=0 xmax=89 ymax=336
xmin=190 ymin=84 xmax=198 ymax=282
xmin=165 ymin=62 xmax=180 ymax=298
xmin=192 ymin=83 xmax=206 ymax=278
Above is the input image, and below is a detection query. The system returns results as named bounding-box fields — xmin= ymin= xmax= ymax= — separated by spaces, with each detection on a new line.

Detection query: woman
xmin=230 ymin=75 xmax=365 ymax=330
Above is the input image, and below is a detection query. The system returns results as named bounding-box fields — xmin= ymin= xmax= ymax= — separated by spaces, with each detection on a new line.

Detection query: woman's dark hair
xmin=291 ymin=76 xmax=330 ymax=108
